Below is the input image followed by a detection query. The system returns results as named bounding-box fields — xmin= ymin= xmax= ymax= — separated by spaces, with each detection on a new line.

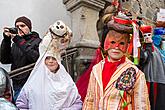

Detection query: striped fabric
xmin=83 ymin=58 xmax=150 ymax=110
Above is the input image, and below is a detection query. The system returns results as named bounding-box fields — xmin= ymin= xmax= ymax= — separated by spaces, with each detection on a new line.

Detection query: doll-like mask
xmin=40 ymin=20 xmax=72 ymax=56
xmin=49 ymin=20 xmax=72 ymax=51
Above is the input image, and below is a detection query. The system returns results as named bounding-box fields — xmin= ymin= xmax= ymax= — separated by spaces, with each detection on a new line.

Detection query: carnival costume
xmin=82 ymin=14 xmax=150 ymax=109
xmin=143 ymin=27 xmax=165 ymax=110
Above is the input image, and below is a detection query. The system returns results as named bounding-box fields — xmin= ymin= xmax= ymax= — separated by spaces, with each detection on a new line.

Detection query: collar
xmin=106 ymin=56 xmax=126 ymax=65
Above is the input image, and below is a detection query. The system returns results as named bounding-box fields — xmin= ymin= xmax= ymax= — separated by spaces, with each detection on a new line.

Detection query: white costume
xmin=16 ymin=20 xmax=82 ymax=110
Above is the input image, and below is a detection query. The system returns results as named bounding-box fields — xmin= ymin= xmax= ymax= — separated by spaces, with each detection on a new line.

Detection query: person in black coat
xmin=0 ymin=16 xmax=42 ymax=102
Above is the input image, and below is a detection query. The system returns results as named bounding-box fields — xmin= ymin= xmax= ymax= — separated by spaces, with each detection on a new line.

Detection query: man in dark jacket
xmin=0 ymin=16 xmax=42 ymax=102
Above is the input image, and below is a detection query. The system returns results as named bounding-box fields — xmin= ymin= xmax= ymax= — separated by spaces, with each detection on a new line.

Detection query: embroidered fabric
xmin=115 ymin=67 xmax=136 ymax=91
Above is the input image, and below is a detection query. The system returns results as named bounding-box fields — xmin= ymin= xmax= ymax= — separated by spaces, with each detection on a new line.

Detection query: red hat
xmin=140 ymin=25 xmax=152 ymax=34
xmin=107 ymin=16 xmax=133 ymax=34
xmin=15 ymin=16 xmax=32 ymax=31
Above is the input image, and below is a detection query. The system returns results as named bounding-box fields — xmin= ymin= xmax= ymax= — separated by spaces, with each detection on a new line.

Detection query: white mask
xmin=143 ymin=33 xmax=152 ymax=43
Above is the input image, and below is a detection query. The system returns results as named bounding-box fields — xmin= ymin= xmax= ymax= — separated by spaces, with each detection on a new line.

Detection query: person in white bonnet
xmin=16 ymin=20 xmax=82 ymax=110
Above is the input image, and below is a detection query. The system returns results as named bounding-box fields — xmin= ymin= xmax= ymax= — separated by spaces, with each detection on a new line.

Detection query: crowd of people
xmin=0 ymin=2 xmax=165 ymax=110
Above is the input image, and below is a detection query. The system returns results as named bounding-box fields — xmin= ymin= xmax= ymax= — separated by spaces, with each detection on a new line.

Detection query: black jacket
xmin=0 ymin=31 xmax=41 ymax=89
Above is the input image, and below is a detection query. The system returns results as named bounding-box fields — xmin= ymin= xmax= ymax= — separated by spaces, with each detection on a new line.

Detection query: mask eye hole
xmin=119 ymin=42 xmax=125 ymax=45
xmin=56 ymin=26 xmax=59 ymax=29
xmin=60 ymin=25 xmax=64 ymax=29
xmin=110 ymin=41 xmax=116 ymax=44
xmin=144 ymin=35 xmax=147 ymax=37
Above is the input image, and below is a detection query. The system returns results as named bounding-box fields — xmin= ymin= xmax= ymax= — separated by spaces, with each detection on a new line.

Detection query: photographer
xmin=0 ymin=16 xmax=42 ymax=102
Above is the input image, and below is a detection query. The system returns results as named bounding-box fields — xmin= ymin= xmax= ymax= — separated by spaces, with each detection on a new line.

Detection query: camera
xmin=7 ymin=27 xmax=18 ymax=34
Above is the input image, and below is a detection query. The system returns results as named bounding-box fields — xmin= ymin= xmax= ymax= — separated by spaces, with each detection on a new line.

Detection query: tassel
xmin=119 ymin=90 xmax=128 ymax=109
xmin=127 ymin=35 xmax=133 ymax=55
xmin=134 ymin=57 xmax=139 ymax=65
xmin=132 ymin=22 xmax=141 ymax=65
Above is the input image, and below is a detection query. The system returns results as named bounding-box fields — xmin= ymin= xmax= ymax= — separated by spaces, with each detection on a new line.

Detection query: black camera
xmin=7 ymin=27 xmax=18 ymax=34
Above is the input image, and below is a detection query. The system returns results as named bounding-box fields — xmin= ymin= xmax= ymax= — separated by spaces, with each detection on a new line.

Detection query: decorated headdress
xmin=107 ymin=16 xmax=133 ymax=34
xmin=39 ymin=20 xmax=72 ymax=62
xmin=153 ymin=27 xmax=165 ymax=46
xmin=49 ymin=20 xmax=67 ymax=37
xmin=139 ymin=25 xmax=152 ymax=43
xmin=140 ymin=25 xmax=152 ymax=34
xmin=154 ymin=27 xmax=165 ymax=35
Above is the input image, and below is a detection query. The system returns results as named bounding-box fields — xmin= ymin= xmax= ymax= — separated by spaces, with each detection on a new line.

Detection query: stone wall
xmin=63 ymin=0 xmax=105 ymax=81
xmin=119 ymin=0 xmax=165 ymax=24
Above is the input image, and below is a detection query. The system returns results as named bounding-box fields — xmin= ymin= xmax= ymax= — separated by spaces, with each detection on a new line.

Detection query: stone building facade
xmin=62 ymin=0 xmax=165 ymax=81
xmin=121 ymin=0 xmax=165 ymax=24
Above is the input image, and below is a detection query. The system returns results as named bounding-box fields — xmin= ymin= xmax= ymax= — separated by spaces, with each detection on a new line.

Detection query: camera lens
xmin=8 ymin=28 xmax=18 ymax=34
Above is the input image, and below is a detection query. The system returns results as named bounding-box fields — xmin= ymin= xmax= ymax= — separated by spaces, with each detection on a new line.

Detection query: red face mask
xmin=104 ymin=32 xmax=129 ymax=53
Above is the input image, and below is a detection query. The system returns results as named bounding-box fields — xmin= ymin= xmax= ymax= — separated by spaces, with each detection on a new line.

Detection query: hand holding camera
xmin=3 ymin=27 xmax=18 ymax=38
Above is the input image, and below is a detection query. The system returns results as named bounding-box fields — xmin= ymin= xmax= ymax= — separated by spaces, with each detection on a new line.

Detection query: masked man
xmin=83 ymin=16 xmax=150 ymax=110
